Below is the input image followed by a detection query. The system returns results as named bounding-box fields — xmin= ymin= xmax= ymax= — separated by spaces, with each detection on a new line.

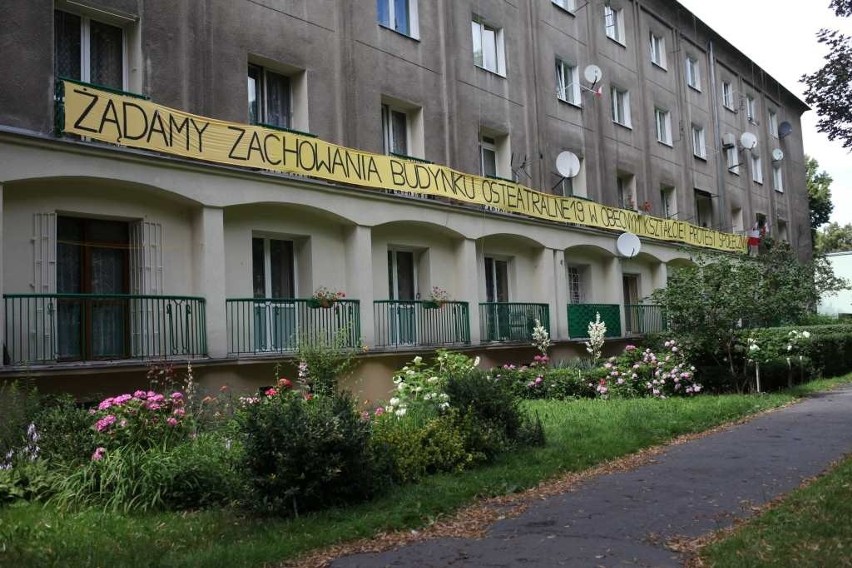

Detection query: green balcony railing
xmin=3 ymin=293 xmax=207 ymax=365
xmin=479 ymin=302 xmax=550 ymax=343
xmin=624 ymin=304 xmax=667 ymax=335
xmin=374 ymin=300 xmax=470 ymax=348
xmin=567 ymin=303 xmax=622 ymax=338
xmin=226 ymin=298 xmax=361 ymax=355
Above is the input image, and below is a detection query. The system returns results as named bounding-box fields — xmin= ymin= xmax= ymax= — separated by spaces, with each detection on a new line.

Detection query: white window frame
xmin=617 ymin=173 xmax=636 ymax=210
xmin=751 ymin=154 xmax=763 ymax=184
xmin=377 ymin=0 xmax=420 ymax=39
xmin=472 ymin=18 xmax=506 ymax=76
xmin=566 ymin=265 xmax=586 ymax=304
xmin=655 ymin=108 xmax=672 ymax=146
xmin=55 ymin=9 xmax=128 ymax=89
xmin=686 ymin=56 xmax=701 ymax=91
xmin=248 ymin=64 xmax=292 ymax=128
xmin=381 ymin=103 xmax=409 ymax=156
xmin=726 ymin=145 xmax=740 ymax=175
xmin=555 ymin=59 xmax=580 ymax=106
xmin=768 ymin=109 xmax=779 ymax=137
xmin=746 ymin=95 xmax=757 ymax=123
xmin=480 ymin=134 xmax=498 ymax=177
xmin=552 ymin=0 xmax=576 ymax=12
xmin=484 ymin=256 xmax=511 ymax=303
xmin=650 ymin=33 xmax=666 ymax=69
xmin=604 ymin=6 xmax=625 ymax=44
xmin=773 ymin=165 xmax=784 ymax=192
xmin=722 ymin=81 xmax=734 ymax=109
xmin=611 ymin=87 xmax=631 ymax=128
xmin=660 ymin=186 xmax=677 ymax=219
xmin=692 ymin=124 xmax=706 ymax=159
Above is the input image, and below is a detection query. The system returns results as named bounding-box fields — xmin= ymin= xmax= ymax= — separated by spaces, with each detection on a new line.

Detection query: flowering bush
xmin=89 ymin=390 xmax=190 ymax=454
xmin=594 ymin=340 xmax=702 ymax=399
xmin=311 ymin=286 xmax=345 ymax=304
xmin=585 ymin=312 xmax=607 ymax=363
xmin=386 ymin=350 xmax=479 ymax=417
xmin=531 ymin=319 xmax=552 ymax=357
xmin=428 ymin=286 xmax=451 ymax=304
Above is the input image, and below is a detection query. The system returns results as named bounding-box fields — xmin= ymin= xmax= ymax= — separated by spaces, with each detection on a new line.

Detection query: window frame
xmin=611 ymin=86 xmax=632 ymax=128
xmin=768 ymin=109 xmax=779 ymax=137
xmin=376 ymin=0 xmax=420 ymax=39
xmin=722 ymin=81 xmax=734 ymax=110
xmin=773 ymin=165 xmax=784 ymax=192
xmin=248 ymin=63 xmax=292 ymax=129
xmin=604 ymin=6 xmax=625 ymax=45
xmin=649 ymin=32 xmax=666 ymax=69
xmin=555 ymin=58 xmax=581 ymax=106
xmin=54 ymin=9 xmax=128 ymax=90
xmin=691 ymin=124 xmax=707 ymax=159
xmin=726 ymin=144 xmax=740 ymax=175
xmin=381 ymin=102 xmax=410 ymax=156
xmin=660 ymin=186 xmax=677 ymax=219
xmin=480 ymin=134 xmax=498 ymax=178
xmin=484 ymin=256 xmax=511 ymax=303
xmin=655 ymin=107 xmax=672 ymax=146
xmin=551 ymin=0 xmax=576 ymax=12
xmin=472 ymin=18 xmax=506 ymax=76
xmin=746 ymin=95 xmax=757 ymax=123
xmin=685 ymin=56 xmax=701 ymax=91
xmin=566 ymin=265 xmax=586 ymax=304
xmin=751 ymin=154 xmax=764 ymax=184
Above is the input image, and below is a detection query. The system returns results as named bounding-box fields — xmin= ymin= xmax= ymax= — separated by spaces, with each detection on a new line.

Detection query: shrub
xmin=237 ymin=388 xmax=376 ymax=517
xmin=385 ymin=350 xmax=479 ymax=417
xmin=159 ymin=433 xmax=244 ymax=510
xmin=0 ymin=460 xmax=54 ymax=505
xmin=32 ymin=395 xmax=96 ymax=465
xmin=0 ymin=380 xmax=40 ymax=461
xmin=90 ymin=390 xmax=191 ymax=451
xmin=596 ymin=341 xmax=703 ymax=399
xmin=544 ymin=368 xmax=598 ymax=400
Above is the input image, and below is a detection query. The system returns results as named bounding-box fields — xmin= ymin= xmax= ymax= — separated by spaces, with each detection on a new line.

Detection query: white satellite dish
xmin=583 ymin=64 xmax=603 ymax=85
xmin=555 ymin=151 xmax=581 ymax=178
xmin=740 ymin=132 xmax=758 ymax=150
xmin=616 ymin=232 xmax=641 ymax=258
xmin=771 ymin=148 xmax=784 ymax=162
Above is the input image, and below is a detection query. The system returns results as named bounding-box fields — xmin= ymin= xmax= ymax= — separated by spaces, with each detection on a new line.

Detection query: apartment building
xmin=0 ymin=0 xmax=809 ymax=399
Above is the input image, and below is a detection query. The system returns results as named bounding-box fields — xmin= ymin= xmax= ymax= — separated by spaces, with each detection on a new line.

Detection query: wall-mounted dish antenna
xmin=771 ymin=148 xmax=784 ymax=162
xmin=740 ymin=132 xmax=758 ymax=150
xmin=555 ymin=151 xmax=581 ymax=178
xmin=616 ymin=232 xmax=641 ymax=258
xmin=778 ymin=121 xmax=793 ymax=139
xmin=583 ymin=64 xmax=603 ymax=86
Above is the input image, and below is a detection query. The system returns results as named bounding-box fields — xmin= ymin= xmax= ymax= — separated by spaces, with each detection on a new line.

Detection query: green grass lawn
xmin=0 ymin=380 xmax=847 ymax=568
xmin=700 ymin=453 xmax=852 ymax=568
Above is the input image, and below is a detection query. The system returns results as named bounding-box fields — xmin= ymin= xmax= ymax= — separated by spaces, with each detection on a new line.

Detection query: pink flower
xmin=625 ymin=345 xmax=637 ymax=351
xmin=173 ymin=407 xmax=186 ymax=417
xmin=96 ymin=415 xmax=117 ymax=432
xmin=167 ymin=417 xmax=178 ymax=427
xmin=97 ymin=398 xmax=114 ymax=411
xmin=277 ymin=378 xmax=293 ymax=389
xmin=133 ymin=390 xmax=147 ymax=398
xmin=170 ymin=392 xmax=183 ymax=400
xmin=91 ymin=447 xmax=106 ymax=461
xmin=265 ymin=388 xmax=277 ymax=397
xmin=374 ymin=406 xmax=385 ymax=416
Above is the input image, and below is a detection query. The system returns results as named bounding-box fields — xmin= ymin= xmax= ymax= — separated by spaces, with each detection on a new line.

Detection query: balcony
xmin=567 ymin=303 xmax=622 ymax=339
xmin=624 ymin=304 xmax=667 ymax=335
xmin=226 ymin=298 xmax=361 ymax=356
xmin=3 ymin=294 xmax=207 ymax=366
xmin=374 ymin=300 xmax=470 ymax=348
xmin=479 ymin=302 xmax=550 ymax=343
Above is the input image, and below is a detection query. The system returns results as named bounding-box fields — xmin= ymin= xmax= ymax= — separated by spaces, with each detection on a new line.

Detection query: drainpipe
xmin=707 ymin=39 xmax=729 ymax=232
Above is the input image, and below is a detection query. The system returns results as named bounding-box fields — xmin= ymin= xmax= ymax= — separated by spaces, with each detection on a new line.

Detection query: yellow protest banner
xmin=61 ymin=80 xmax=747 ymax=253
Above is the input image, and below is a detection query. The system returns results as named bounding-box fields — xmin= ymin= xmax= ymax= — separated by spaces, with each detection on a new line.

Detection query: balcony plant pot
xmin=423 ymin=300 xmax=444 ymax=309
xmin=308 ymin=298 xmax=334 ymax=309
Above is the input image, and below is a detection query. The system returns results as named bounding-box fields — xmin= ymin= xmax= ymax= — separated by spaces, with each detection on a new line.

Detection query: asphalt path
xmin=332 ymin=385 xmax=852 ymax=567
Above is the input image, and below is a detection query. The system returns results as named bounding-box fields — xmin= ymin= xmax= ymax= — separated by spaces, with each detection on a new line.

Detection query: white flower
xmin=427 ymin=376 xmax=439 ymax=383
xmin=389 ymin=397 xmax=400 ymax=406
xmin=395 ymin=408 xmax=407 ymax=417
xmin=803 ymin=331 xmax=811 ymax=339
xmin=473 ymin=356 xmax=481 ymax=367
xmin=413 ymin=356 xmax=423 ymax=364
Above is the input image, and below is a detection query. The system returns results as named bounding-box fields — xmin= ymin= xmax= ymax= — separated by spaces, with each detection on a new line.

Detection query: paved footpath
xmin=332 ymin=386 xmax=852 ymax=567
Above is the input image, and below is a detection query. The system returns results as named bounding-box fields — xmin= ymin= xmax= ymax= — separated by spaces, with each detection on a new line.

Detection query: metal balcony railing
xmin=479 ymin=302 xmax=550 ymax=343
xmin=624 ymin=304 xmax=667 ymax=335
xmin=567 ymin=303 xmax=622 ymax=338
xmin=226 ymin=298 xmax=361 ymax=356
xmin=3 ymin=293 xmax=207 ymax=365
xmin=374 ymin=300 xmax=470 ymax=348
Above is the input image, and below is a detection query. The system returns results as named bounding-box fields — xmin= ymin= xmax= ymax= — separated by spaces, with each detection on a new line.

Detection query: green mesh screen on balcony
xmin=567 ymin=303 xmax=621 ymax=338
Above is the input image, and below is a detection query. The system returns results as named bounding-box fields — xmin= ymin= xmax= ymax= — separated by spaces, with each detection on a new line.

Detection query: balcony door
xmin=484 ymin=257 xmax=514 ymax=340
xmin=57 ymin=216 xmax=129 ymax=360
xmin=388 ymin=250 xmax=416 ymax=345
xmin=252 ymin=237 xmax=297 ymax=351
xmin=622 ymin=274 xmax=640 ymax=333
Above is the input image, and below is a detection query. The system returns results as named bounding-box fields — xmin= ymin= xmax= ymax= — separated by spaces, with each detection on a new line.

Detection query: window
xmin=732 ymin=208 xmax=744 ymax=233
xmin=660 ymin=185 xmax=677 ymax=219
xmin=692 ymin=124 xmax=706 ymax=159
xmin=480 ymin=135 xmax=497 ymax=178
xmin=655 ymin=108 xmax=672 ymax=145
xmin=722 ymin=81 xmax=734 ymax=109
xmin=552 ymin=0 xmax=576 ymax=11
xmin=604 ymin=6 xmax=625 ymax=44
xmin=725 ymin=142 xmax=740 ymax=175
xmin=566 ymin=266 xmax=586 ymax=304
xmin=248 ymin=64 xmax=291 ymax=128
xmin=685 ymin=56 xmax=701 ymax=91
xmin=611 ymin=87 xmax=631 ymax=127
xmin=377 ymin=0 xmax=419 ymax=38
xmin=557 ymin=154 xmax=585 ymax=197
xmin=555 ymin=59 xmax=580 ymax=105
xmin=777 ymin=220 xmax=788 ymax=242
xmin=484 ymin=257 xmax=510 ymax=303
xmin=694 ymin=189 xmax=713 ymax=228
xmin=768 ymin=109 xmax=779 ymax=137
xmin=650 ymin=33 xmax=666 ymax=68
xmin=55 ymin=10 xmax=125 ymax=89
xmin=472 ymin=18 xmax=505 ymax=75
xmin=746 ymin=95 xmax=757 ymax=123
xmin=382 ymin=103 xmax=409 ymax=156
xmin=751 ymin=154 xmax=763 ymax=184
xmin=773 ymin=165 xmax=784 ymax=192
xmin=617 ymin=173 xmax=636 ymax=209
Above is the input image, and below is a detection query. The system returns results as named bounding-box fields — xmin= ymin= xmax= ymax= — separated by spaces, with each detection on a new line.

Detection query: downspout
xmin=707 ymin=39 xmax=729 ymax=232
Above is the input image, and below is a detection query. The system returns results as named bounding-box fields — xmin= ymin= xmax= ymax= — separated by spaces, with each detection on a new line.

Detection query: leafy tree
xmin=806 ymin=156 xmax=834 ymax=233
xmin=815 ymin=221 xmax=852 ymax=253
xmin=652 ymin=247 xmax=844 ymax=390
xmin=802 ymin=1 xmax=852 ymax=148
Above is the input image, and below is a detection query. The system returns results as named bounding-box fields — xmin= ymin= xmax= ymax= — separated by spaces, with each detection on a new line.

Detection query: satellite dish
xmin=584 ymin=64 xmax=603 ymax=84
xmin=555 ymin=151 xmax=581 ymax=178
xmin=771 ymin=148 xmax=784 ymax=162
xmin=740 ymin=132 xmax=758 ymax=150
xmin=616 ymin=232 xmax=641 ymax=258
xmin=778 ymin=121 xmax=793 ymax=139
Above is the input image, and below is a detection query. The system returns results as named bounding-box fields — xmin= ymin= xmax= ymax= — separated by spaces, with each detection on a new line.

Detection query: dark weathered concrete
xmin=332 ymin=386 xmax=852 ymax=567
